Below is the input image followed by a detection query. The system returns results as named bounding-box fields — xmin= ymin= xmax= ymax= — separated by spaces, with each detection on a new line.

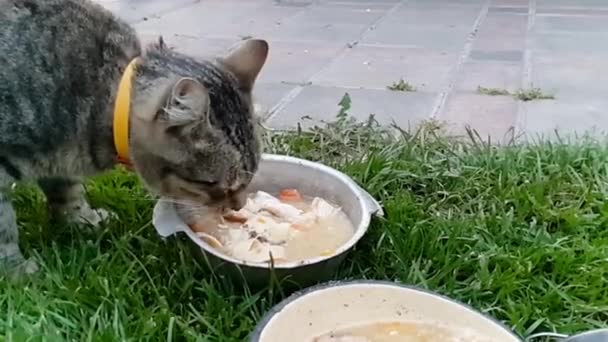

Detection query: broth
xmin=181 ymin=190 xmax=355 ymax=263
xmin=313 ymin=321 xmax=494 ymax=342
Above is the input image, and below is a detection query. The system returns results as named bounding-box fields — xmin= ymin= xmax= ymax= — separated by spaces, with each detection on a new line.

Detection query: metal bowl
xmin=152 ymin=154 xmax=383 ymax=289
xmin=250 ymin=280 xmax=522 ymax=342
xmin=527 ymin=329 xmax=608 ymax=342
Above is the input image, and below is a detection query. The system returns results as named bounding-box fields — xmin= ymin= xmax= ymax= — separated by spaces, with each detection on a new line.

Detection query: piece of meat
xmin=196 ymin=232 xmax=223 ymax=248
xmin=223 ymin=210 xmax=250 ymax=223
xmin=249 ymin=191 xmax=303 ymax=221
xmin=246 ymin=214 xmax=291 ymax=244
xmin=229 ymin=238 xmax=286 ymax=262
xmin=311 ymin=197 xmax=340 ymax=218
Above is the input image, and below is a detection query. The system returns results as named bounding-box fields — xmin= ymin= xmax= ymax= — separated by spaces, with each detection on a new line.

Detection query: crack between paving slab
xmin=429 ymin=0 xmax=491 ymax=120
xmin=515 ymin=0 xmax=537 ymax=138
xmin=263 ymin=0 xmax=409 ymax=123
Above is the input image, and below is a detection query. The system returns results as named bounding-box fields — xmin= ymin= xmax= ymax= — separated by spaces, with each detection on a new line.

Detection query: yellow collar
xmin=113 ymin=58 xmax=140 ymax=167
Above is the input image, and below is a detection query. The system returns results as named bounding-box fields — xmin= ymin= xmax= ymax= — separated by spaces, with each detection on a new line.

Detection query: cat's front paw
xmin=0 ymin=254 xmax=39 ymax=279
xmin=70 ymin=205 xmax=114 ymax=228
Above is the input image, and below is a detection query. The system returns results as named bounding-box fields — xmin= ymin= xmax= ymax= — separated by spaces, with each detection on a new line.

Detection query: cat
xmin=0 ymin=0 xmax=268 ymax=276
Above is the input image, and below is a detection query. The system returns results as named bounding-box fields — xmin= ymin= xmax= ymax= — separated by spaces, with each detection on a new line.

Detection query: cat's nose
xmin=228 ymin=192 xmax=246 ymax=210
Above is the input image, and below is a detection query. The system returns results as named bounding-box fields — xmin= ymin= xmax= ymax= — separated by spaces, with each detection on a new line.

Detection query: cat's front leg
xmin=38 ymin=177 xmax=109 ymax=227
xmin=0 ymin=189 xmax=38 ymax=276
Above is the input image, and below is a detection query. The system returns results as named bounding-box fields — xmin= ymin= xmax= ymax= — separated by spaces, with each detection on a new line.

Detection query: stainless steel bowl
xmin=152 ymin=154 xmax=383 ymax=289
xmin=250 ymin=280 xmax=522 ymax=342
xmin=527 ymin=329 xmax=608 ymax=342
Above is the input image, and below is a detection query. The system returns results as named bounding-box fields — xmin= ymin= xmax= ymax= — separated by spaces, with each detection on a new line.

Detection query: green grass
xmin=387 ymin=79 xmax=416 ymax=92
xmin=514 ymin=88 xmax=556 ymax=102
xmin=3 ymin=108 xmax=608 ymax=340
xmin=477 ymin=86 xmax=556 ymax=101
xmin=477 ymin=86 xmax=512 ymax=96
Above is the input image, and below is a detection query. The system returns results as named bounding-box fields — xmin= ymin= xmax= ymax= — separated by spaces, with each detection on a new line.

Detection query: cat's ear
xmin=160 ymin=77 xmax=210 ymax=126
xmin=221 ymin=39 xmax=269 ymax=91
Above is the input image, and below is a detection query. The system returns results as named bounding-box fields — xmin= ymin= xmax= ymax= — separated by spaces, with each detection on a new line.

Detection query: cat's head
xmin=129 ymin=39 xmax=269 ymax=210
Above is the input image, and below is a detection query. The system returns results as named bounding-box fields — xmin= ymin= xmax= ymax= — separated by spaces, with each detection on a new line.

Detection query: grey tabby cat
xmin=0 ymin=0 xmax=268 ymax=275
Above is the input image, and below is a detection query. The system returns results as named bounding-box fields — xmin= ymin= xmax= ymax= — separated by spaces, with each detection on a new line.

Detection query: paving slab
xmin=454 ymin=62 xmax=522 ymax=92
xmin=439 ymin=93 xmax=518 ymax=142
xmin=536 ymin=8 xmax=608 ymax=16
xmin=95 ymin=0 xmax=608 ymax=140
xmin=406 ymin=0 xmax=485 ymax=8
xmin=386 ymin=6 xmax=482 ymax=30
xmin=253 ymin=83 xmax=297 ymax=118
xmin=257 ymin=41 xmax=345 ymax=84
xmin=312 ymin=45 xmax=457 ymax=92
xmin=535 ymin=16 xmax=608 ymax=33
xmin=138 ymin=33 xmax=240 ymax=58
xmin=482 ymin=13 xmax=528 ymax=35
xmin=492 ymin=0 xmax=529 ymax=6
xmin=536 ymin=0 xmax=608 ymax=9
xmin=134 ymin=2 xmax=299 ymax=40
xmin=474 ymin=28 xmax=526 ymax=51
xmin=531 ymin=32 xmax=608 ymax=56
xmin=531 ymin=55 xmax=608 ymax=97
xmin=362 ymin=27 xmax=471 ymax=51
xmin=520 ymin=96 xmax=608 ymax=139
xmin=488 ymin=7 xmax=528 ymax=15
xmin=267 ymin=86 xmax=436 ymax=130
xmin=96 ymin=0 xmax=200 ymax=24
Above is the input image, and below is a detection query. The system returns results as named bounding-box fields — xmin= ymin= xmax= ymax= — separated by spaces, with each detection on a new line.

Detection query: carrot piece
xmin=279 ymin=188 xmax=302 ymax=202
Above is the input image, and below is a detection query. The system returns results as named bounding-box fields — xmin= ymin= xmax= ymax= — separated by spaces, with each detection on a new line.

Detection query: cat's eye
xmin=162 ymin=166 xmax=218 ymax=187
xmin=176 ymin=173 xmax=218 ymax=187
xmin=186 ymin=178 xmax=218 ymax=187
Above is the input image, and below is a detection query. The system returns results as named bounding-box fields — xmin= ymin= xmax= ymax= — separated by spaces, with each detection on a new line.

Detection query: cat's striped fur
xmin=0 ymin=0 xmax=268 ymax=275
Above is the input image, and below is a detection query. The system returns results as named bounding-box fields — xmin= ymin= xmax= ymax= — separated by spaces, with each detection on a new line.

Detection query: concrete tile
xmin=257 ymin=41 xmax=345 ymax=84
xmin=474 ymin=29 xmax=526 ymax=51
xmin=535 ymin=16 xmax=608 ymax=33
xmin=273 ymin=0 xmax=314 ymax=8
xmin=138 ymin=33 xmax=239 ymax=58
xmin=407 ymin=0 xmax=485 ymax=8
xmin=536 ymin=8 xmax=608 ymax=16
xmin=363 ymin=27 xmax=470 ymax=51
xmin=94 ymin=0 xmax=199 ymax=23
xmin=521 ymin=96 xmax=608 ymax=138
xmin=382 ymin=7 xmax=481 ymax=30
xmin=531 ymin=32 xmax=608 ymax=56
xmin=253 ymin=83 xmax=297 ymax=118
xmin=316 ymin=1 xmax=397 ymax=10
xmin=322 ymin=0 xmax=399 ymax=3
xmin=439 ymin=93 xmax=518 ymax=141
xmin=263 ymin=22 xmax=368 ymax=44
xmin=470 ymin=50 xmax=523 ymax=62
xmin=455 ymin=62 xmax=522 ymax=92
xmin=290 ymin=6 xmax=386 ymax=26
xmin=481 ymin=14 xmax=528 ymax=35
xmin=488 ymin=7 xmax=528 ymax=14
xmin=312 ymin=45 xmax=458 ymax=92
xmin=267 ymin=86 xmax=435 ymax=129
xmin=262 ymin=4 xmax=381 ymax=43
xmin=531 ymin=54 xmax=608 ymax=96
xmin=536 ymin=0 xmax=608 ymax=8
xmin=134 ymin=2 xmax=301 ymax=39
xmin=492 ymin=0 xmax=529 ymax=6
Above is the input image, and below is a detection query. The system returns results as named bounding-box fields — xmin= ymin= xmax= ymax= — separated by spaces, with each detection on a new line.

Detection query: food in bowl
xmin=250 ymin=281 xmax=520 ymax=342
xmin=313 ymin=321 xmax=494 ymax=342
xmin=180 ymin=189 xmax=355 ymax=263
